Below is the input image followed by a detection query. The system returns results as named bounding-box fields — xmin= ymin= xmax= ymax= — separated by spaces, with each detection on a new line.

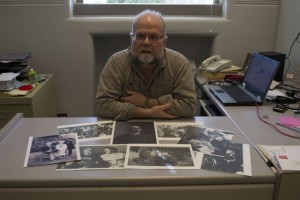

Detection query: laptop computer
xmin=207 ymin=53 xmax=280 ymax=106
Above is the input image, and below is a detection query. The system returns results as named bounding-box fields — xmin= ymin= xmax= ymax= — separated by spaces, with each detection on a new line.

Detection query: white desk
xmin=197 ymin=77 xmax=300 ymax=200
xmin=0 ymin=114 xmax=274 ymax=200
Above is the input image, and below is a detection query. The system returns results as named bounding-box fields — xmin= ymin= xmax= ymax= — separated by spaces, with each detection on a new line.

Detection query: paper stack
xmin=198 ymin=65 xmax=242 ymax=80
xmin=257 ymin=145 xmax=300 ymax=171
xmin=274 ymin=146 xmax=300 ymax=171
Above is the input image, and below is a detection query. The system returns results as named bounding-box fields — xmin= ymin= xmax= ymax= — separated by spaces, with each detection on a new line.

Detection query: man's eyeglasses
xmin=130 ymin=33 xmax=166 ymax=42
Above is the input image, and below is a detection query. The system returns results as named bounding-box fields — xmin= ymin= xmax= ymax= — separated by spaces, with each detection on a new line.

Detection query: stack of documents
xmin=198 ymin=65 xmax=242 ymax=80
xmin=257 ymin=145 xmax=300 ymax=171
xmin=274 ymin=146 xmax=300 ymax=171
xmin=0 ymin=52 xmax=31 ymax=74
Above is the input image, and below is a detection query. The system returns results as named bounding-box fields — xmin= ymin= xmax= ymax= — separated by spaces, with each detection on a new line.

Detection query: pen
xmin=276 ymin=123 xmax=300 ymax=133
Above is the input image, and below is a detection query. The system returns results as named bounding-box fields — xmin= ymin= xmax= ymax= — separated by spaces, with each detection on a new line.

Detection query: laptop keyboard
xmin=220 ymin=85 xmax=253 ymax=102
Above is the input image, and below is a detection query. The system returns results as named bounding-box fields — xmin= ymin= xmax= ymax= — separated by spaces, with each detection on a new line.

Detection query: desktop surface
xmin=0 ymin=115 xmax=274 ymax=188
xmin=202 ymin=83 xmax=300 ymax=143
xmin=198 ymin=77 xmax=300 ymax=200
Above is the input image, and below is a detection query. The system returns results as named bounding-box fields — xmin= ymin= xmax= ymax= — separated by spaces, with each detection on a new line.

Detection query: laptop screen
xmin=243 ymin=53 xmax=279 ymax=100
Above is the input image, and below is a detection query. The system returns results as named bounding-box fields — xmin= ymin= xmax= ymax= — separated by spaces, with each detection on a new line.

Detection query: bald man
xmin=96 ymin=9 xmax=198 ymax=120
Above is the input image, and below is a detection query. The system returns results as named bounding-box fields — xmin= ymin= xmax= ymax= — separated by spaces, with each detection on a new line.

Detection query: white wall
xmin=0 ymin=3 xmax=96 ymax=116
xmin=0 ymin=0 xmax=281 ymax=117
xmin=276 ymin=0 xmax=300 ymax=74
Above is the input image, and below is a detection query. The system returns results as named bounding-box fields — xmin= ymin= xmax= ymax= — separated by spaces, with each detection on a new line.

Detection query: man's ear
xmin=129 ymin=32 xmax=134 ymax=43
xmin=163 ymin=36 xmax=168 ymax=46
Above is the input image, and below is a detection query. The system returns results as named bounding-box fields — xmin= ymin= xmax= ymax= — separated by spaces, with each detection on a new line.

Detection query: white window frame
xmin=71 ymin=0 xmax=224 ymax=17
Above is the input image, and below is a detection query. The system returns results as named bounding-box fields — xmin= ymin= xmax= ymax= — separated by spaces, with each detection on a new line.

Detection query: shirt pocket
xmin=121 ymin=81 xmax=140 ymax=97
xmin=155 ymin=81 xmax=173 ymax=97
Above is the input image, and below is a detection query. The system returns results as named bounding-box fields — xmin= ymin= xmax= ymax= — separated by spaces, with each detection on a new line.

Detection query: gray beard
xmin=133 ymin=55 xmax=160 ymax=66
xmin=138 ymin=53 xmax=154 ymax=64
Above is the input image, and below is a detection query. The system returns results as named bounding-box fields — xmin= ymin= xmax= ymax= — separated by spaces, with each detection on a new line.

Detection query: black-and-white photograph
xmin=57 ymin=121 xmax=114 ymax=142
xmin=125 ymin=144 xmax=196 ymax=169
xmin=178 ymin=126 xmax=234 ymax=156
xmin=24 ymin=133 xmax=80 ymax=167
xmin=155 ymin=122 xmax=204 ymax=141
xmin=113 ymin=121 xmax=157 ymax=144
xmin=198 ymin=143 xmax=252 ymax=176
xmin=57 ymin=145 xmax=127 ymax=170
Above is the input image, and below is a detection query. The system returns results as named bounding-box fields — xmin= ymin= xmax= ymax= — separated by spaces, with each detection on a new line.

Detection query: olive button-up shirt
xmin=96 ymin=47 xmax=198 ymax=120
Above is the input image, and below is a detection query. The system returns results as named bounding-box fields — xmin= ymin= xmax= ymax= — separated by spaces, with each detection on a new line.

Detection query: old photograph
xmin=24 ymin=133 xmax=80 ymax=167
xmin=113 ymin=121 xmax=157 ymax=144
xmin=155 ymin=122 xmax=204 ymax=142
xmin=198 ymin=143 xmax=252 ymax=176
xmin=125 ymin=144 xmax=196 ymax=169
xmin=57 ymin=121 xmax=114 ymax=142
xmin=57 ymin=145 xmax=127 ymax=170
xmin=178 ymin=126 xmax=234 ymax=156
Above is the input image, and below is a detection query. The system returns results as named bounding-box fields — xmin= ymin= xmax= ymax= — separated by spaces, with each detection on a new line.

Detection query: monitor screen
xmin=243 ymin=53 xmax=279 ymax=99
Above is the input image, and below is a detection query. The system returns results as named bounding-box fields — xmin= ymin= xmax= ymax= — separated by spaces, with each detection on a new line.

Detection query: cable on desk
xmin=282 ymin=32 xmax=300 ymax=84
xmin=275 ymin=103 xmax=300 ymax=112
xmin=255 ymin=104 xmax=299 ymax=139
xmin=277 ymin=83 xmax=300 ymax=96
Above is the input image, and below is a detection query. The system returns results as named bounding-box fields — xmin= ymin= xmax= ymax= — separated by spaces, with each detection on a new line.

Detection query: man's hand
xmin=133 ymin=103 xmax=179 ymax=119
xmin=121 ymin=90 xmax=177 ymax=119
xmin=120 ymin=90 xmax=146 ymax=107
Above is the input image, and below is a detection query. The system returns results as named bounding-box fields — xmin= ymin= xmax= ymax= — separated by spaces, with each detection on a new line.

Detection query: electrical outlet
xmin=286 ymin=73 xmax=294 ymax=79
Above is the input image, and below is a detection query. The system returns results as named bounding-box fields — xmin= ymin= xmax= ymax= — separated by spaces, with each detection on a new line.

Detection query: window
xmin=72 ymin=0 xmax=223 ymax=17
xmin=82 ymin=0 xmax=215 ymax=3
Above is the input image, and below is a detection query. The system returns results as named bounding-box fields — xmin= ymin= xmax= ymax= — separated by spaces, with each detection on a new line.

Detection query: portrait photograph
xmin=112 ymin=121 xmax=157 ymax=144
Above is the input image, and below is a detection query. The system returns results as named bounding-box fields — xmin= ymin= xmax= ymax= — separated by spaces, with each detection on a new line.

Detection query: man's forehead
xmin=138 ymin=13 xmax=161 ymax=23
xmin=135 ymin=25 xmax=163 ymax=33
xmin=135 ymin=14 xmax=164 ymax=32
